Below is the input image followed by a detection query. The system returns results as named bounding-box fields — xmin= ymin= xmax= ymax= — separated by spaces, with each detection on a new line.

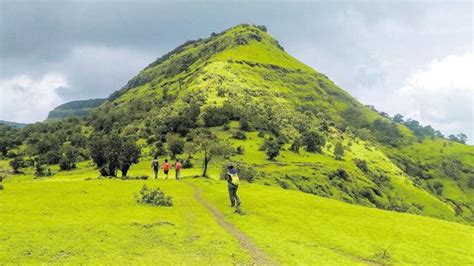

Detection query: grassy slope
xmin=1 ymin=161 xmax=473 ymax=264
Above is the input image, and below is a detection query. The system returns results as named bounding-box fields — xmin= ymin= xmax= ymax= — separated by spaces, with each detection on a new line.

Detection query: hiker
xmin=226 ymin=165 xmax=241 ymax=207
xmin=163 ymin=159 xmax=171 ymax=179
xmin=151 ymin=156 xmax=159 ymax=179
xmin=174 ymin=159 xmax=182 ymax=180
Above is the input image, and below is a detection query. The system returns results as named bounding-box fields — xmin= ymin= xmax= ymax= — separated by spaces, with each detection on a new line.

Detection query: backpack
xmin=228 ymin=172 xmax=240 ymax=186
xmin=152 ymin=160 xmax=159 ymax=169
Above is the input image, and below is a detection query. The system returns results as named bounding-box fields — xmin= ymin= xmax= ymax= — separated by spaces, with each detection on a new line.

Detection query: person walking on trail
xmin=151 ymin=156 xmax=159 ymax=179
xmin=226 ymin=165 xmax=241 ymax=207
xmin=163 ymin=159 xmax=171 ymax=179
xmin=174 ymin=159 xmax=182 ymax=180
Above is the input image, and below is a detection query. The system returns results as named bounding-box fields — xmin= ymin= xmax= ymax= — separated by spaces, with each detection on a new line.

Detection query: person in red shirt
xmin=163 ymin=159 xmax=171 ymax=179
xmin=174 ymin=159 xmax=182 ymax=180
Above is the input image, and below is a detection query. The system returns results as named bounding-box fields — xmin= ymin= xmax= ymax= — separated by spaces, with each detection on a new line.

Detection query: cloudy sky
xmin=0 ymin=0 xmax=472 ymax=142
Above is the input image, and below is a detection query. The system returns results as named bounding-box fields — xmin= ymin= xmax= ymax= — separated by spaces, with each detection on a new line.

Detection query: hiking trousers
xmin=228 ymin=185 xmax=240 ymax=206
xmin=175 ymin=169 xmax=181 ymax=180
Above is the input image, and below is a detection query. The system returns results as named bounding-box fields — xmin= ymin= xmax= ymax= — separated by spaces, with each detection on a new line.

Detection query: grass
xmin=1 ymin=160 xmax=472 ymax=264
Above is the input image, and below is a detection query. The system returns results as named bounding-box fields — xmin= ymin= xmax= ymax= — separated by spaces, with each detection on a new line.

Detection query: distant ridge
xmin=47 ymin=98 xmax=106 ymax=120
xmin=0 ymin=120 xmax=28 ymax=128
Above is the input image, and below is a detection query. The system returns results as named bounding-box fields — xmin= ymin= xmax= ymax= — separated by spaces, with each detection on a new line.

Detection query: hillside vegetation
xmin=1 ymin=24 xmax=473 ymax=227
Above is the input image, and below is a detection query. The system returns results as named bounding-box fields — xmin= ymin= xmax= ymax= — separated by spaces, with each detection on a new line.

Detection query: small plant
xmin=334 ymin=142 xmax=344 ymax=160
xmin=0 ymin=183 xmax=4 ymax=191
xmin=329 ymin=168 xmax=350 ymax=181
xmin=354 ymin=159 xmax=369 ymax=173
xmin=236 ymin=145 xmax=245 ymax=155
xmin=233 ymin=130 xmax=247 ymax=140
xmin=136 ymin=185 xmax=173 ymax=207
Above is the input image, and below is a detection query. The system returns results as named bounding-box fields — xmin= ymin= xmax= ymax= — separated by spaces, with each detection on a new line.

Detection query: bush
xmin=334 ymin=142 xmax=344 ymax=160
xmin=468 ymin=176 xmax=474 ymax=189
xmin=236 ymin=145 xmax=245 ymax=155
xmin=428 ymin=180 xmax=444 ymax=196
xmin=220 ymin=162 xmax=258 ymax=183
xmin=302 ymin=131 xmax=325 ymax=153
xmin=182 ymin=159 xmax=193 ymax=168
xmin=202 ymin=106 xmax=231 ymax=127
xmin=262 ymin=138 xmax=281 ymax=160
xmin=0 ymin=183 xmax=3 ymax=190
xmin=354 ymin=159 xmax=369 ymax=173
xmin=373 ymin=174 xmax=391 ymax=187
xmin=135 ymin=185 xmax=173 ymax=206
xmin=9 ymin=157 xmax=25 ymax=174
xmin=222 ymin=124 xmax=230 ymax=131
xmin=233 ymin=130 xmax=247 ymax=140
xmin=329 ymin=168 xmax=350 ymax=181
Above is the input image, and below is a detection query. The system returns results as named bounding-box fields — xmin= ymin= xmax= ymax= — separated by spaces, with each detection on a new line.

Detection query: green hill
xmin=0 ymin=24 xmax=473 ymax=264
xmin=47 ymin=98 xmax=106 ymax=120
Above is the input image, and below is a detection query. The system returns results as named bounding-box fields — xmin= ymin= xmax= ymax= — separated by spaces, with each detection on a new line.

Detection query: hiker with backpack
xmin=163 ymin=159 xmax=171 ymax=179
xmin=174 ymin=159 xmax=182 ymax=180
xmin=151 ymin=156 xmax=159 ymax=179
xmin=226 ymin=165 xmax=241 ymax=207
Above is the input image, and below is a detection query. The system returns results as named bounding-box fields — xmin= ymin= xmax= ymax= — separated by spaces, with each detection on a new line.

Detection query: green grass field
xmin=1 ymin=160 xmax=473 ymax=265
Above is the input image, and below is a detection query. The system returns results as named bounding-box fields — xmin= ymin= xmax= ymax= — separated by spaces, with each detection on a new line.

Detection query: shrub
xmin=135 ymin=185 xmax=173 ymax=207
xmin=0 ymin=183 xmax=3 ymax=190
xmin=329 ymin=169 xmax=350 ymax=181
xmin=468 ymin=176 xmax=474 ymax=189
xmin=373 ymin=174 xmax=391 ymax=187
xmin=233 ymin=130 xmax=247 ymax=140
xmin=202 ymin=106 xmax=231 ymax=127
xmin=334 ymin=142 xmax=344 ymax=160
xmin=9 ymin=157 xmax=25 ymax=174
xmin=182 ymin=159 xmax=193 ymax=168
xmin=222 ymin=124 xmax=230 ymax=131
xmin=354 ymin=159 xmax=369 ymax=173
xmin=35 ymin=159 xmax=46 ymax=177
xmin=428 ymin=180 xmax=444 ymax=196
xmin=262 ymin=138 xmax=281 ymax=160
xmin=302 ymin=131 xmax=325 ymax=153
xmin=236 ymin=145 xmax=245 ymax=155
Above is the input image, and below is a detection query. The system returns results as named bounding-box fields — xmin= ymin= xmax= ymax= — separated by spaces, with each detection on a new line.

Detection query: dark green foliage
xmin=182 ymin=159 xmax=193 ymax=168
xmin=34 ymin=159 xmax=46 ymax=177
xmin=233 ymin=130 xmax=247 ymax=140
xmin=373 ymin=174 xmax=391 ymax=187
xmin=334 ymin=142 xmax=344 ymax=160
xmin=0 ymin=124 xmax=22 ymax=157
xmin=441 ymin=158 xmax=463 ymax=180
xmin=59 ymin=145 xmax=78 ymax=171
xmin=302 ymin=130 xmax=325 ymax=153
xmin=329 ymin=169 xmax=350 ymax=181
xmin=262 ymin=138 xmax=281 ymax=160
xmin=354 ymin=159 xmax=369 ymax=173
xmin=448 ymin=133 xmax=468 ymax=144
xmin=44 ymin=150 xmax=62 ymax=165
xmin=0 ymin=183 xmax=3 ymax=190
xmin=202 ymin=106 xmax=231 ymax=127
xmin=166 ymin=134 xmax=184 ymax=159
xmin=88 ymin=134 xmax=141 ymax=177
xmin=370 ymin=119 xmax=403 ymax=146
xmin=428 ymin=180 xmax=444 ymax=196
xmin=468 ymin=176 xmax=474 ymax=189
xmin=135 ymin=185 xmax=173 ymax=207
xmin=222 ymin=124 xmax=230 ymax=131
xmin=9 ymin=157 xmax=25 ymax=174
xmin=236 ymin=145 xmax=245 ymax=155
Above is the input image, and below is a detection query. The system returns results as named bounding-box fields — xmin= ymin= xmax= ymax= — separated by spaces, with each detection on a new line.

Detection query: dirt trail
xmin=185 ymin=181 xmax=275 ymax=265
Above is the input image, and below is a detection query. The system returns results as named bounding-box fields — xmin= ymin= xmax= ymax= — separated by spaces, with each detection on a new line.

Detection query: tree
xmin=59 ymin=145 xmax=78 ymax=171
xmin=334 ymin=142 xmax=344 ymax=160
xmin=263 ymin=138 xmax=281 ymax=160
xmin=166 ymin=133 xmax=184 ymax=159
xmin=119 ymin=141 xmax=141 ymax=177
xmin=456 ymin=133 xmax=468 ymax=144
xmin=9 ymin=157 xmax=25 ymax=174
xmin=392 ymin=114 xmax=404 ymax=123
xmin=34 ymin=158 xmax=45 ymax=177
xmin=302 ymin=130 xmax=325 ymax=153
xmin=88 ymin=134 xmax=122 ymax=177
xmin=192 ymin=129 xmax=233 ymax=177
